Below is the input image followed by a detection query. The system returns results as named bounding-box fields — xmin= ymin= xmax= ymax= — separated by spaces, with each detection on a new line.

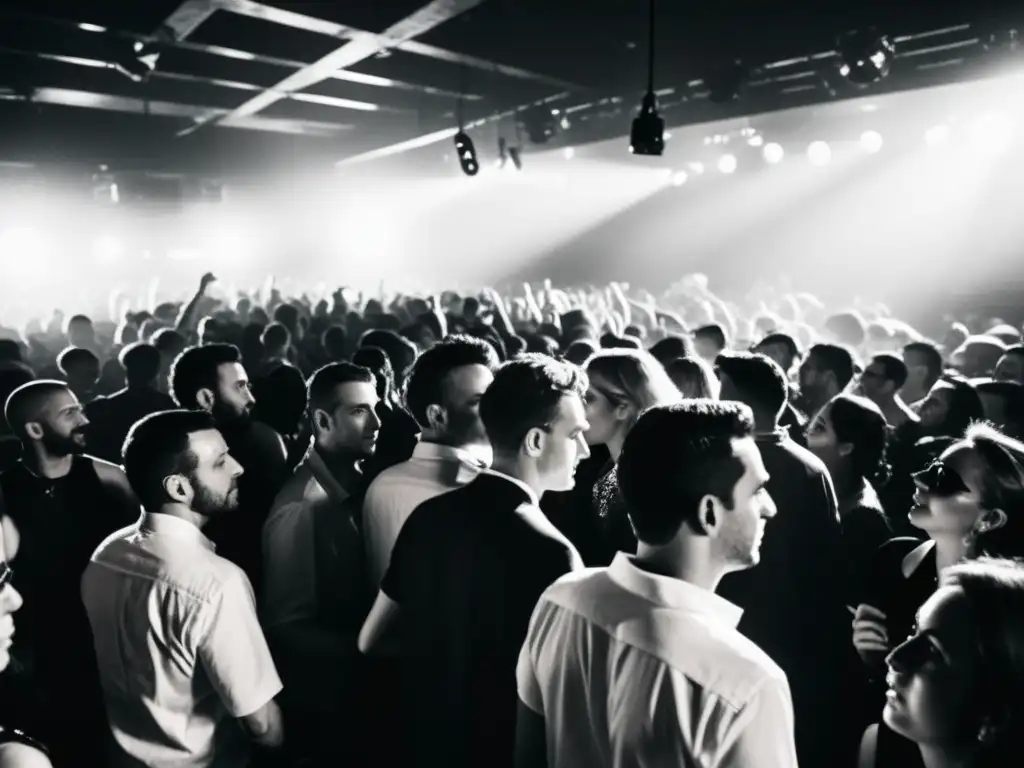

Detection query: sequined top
xmin=592 ymin=462 xmax=638 ymax=566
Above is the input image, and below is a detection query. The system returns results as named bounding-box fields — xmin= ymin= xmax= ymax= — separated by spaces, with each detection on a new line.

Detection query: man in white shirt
xmin=263 ymin=362 xmax=381 ymax=764
xmin=361 ymin=335 xmax=498 ymax=588
xmin=82 ymin=410 xmax=284 ymax=768
xmin=515 ymin=400 xmax=798 ymax=768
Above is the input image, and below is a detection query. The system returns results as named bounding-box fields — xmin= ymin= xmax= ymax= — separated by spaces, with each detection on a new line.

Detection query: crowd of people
xmin=0 ymin=268 xmax=1023 ymax=767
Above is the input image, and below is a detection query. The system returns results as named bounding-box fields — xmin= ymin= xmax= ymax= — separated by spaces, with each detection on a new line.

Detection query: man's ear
xmin=23 ymin=421 xmax=43 ymax=441
xmin=838 ymin=442 xmax=854 ymax=458
xmin=312 ymin=408 xmax=332 ymax=435
xmin=693 ymin=494 xmax=721 ymax=536
xmin=195 ymin=388 xmax=216 ymax=412
xmin=425 ymin=403 xmax=446 ymax=431
xmin=523 ymin=427 xmax=544 ymax=458
xmin=162 ymin=474 xmax=191 ymax=505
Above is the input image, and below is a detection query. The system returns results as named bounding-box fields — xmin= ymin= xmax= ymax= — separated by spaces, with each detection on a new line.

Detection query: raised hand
xmin=852 ymin=603 xmax=891 ymax=666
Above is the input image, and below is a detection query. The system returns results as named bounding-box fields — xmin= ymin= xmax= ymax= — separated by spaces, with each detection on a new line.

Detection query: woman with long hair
xmin=807 ymin=394 xmax=894 ymax=596
xmin=664 ymin=356 xmax=720 ymax=399
xmin=583 ymin=348 xmax=682 ymax=564
xmin=859 ymin=557 xmax=1024 ymax=767
xmin=852 ymin=423 xmax=1024 ymax=677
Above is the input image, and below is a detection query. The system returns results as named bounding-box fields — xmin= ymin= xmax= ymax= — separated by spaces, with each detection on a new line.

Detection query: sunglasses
xmin=0 ymin=562 xmax=12 ymax=591
xmin=913 ymin=460 xmax=970 ymax=498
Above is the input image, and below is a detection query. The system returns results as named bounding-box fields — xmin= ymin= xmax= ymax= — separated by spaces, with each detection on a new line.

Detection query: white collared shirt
xmin=82 ymin=512 xmax=283 ymax=768
xmin=517 ymin=553 xmax=798 ymax=768
xmin=362 ymin=441 xmax=486 ymax=588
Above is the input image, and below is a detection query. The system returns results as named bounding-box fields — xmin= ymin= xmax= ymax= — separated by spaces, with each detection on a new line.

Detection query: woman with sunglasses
xmin=852 ymin=423 xmax=1024 ymax=676
xmin=0 ymin=521 xmax=51 ymax=767
xmin=858 ymin=557 xmax=1024 ymax=768
xmin=580 ymin=349 xmax=682 ymax=564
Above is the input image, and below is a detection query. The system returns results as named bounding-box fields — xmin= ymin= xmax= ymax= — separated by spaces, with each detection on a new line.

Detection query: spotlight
xmin=837 ymin=29 xmax=895 ymax=86
xmin=559 ymin=115 xmax=571 ymax=131
xmin=703 ymin=60 xmax=748 ymax=103
xmin=924 ymin=124 xmax=950 ymax=147
xmin=688 ymin=162 xmax=705 ymax=175
xmin=562 ymin=147 xmax=576 ymax=160
xmin=763 ymin=142 xmax=784 ymax=164
xmin=807 ymin=141 xmax=832 ymax=166
xmin=629 ymin=91 xmax=665 ymax=156
xmin=497 ymin=137 xmax=508 ymax=168
xmin=92 ymin=235 xmax=123 ymax=262
xmin=747 ymin=134 xmax=764 ymax=147
xmin=508 ymin=146 xmax=523 ymax=171
xmin=860 ymin=130 xmax=883 ymax=153
xmin=453 ymin=131 xmax=479 ymax=176
xmin=671 ymin=171 xmax=688 ymax=187
xmin=113 ymin=38 xmax=162 ymax=83
xmin=970 ymin=113 xmax=1014 ymax=154
xmin=717 ymin=154 xmax=737 ymax=174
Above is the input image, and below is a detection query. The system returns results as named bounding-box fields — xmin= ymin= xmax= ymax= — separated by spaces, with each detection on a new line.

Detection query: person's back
xmin=387 ymin=475 xmax=577 ymax=765
xmin=86 ymin=387 xmax=176 ymax=462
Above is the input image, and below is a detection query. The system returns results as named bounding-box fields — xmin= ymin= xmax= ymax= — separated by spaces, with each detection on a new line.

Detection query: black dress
xmin=839 ymin=479 xmax=894 ymax=604
xmin=871 ymin=722 xmax=925 ymax=768
xmin=861 ymin=538 xmax=939 ymax=652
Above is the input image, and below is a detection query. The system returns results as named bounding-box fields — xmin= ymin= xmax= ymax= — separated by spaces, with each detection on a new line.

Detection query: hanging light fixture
xmin=629 ymin=0 xmax=665 ymax=156
xmin=837 ymin=29 xmax=896 ymax=86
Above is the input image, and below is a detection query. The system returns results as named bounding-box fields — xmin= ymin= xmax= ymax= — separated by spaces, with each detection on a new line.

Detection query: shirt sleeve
xmin=380 ymin=507 xmax=418 ymax=604
xmin=515 ymin=599 xmax=547 ymax=714
xmin=199 ymin=569 xmax=283 ymax=718
xmin=261 ymin=500 xmax=317 ymax=630
xmin=719 ymin=674 xmax=798 ymax=768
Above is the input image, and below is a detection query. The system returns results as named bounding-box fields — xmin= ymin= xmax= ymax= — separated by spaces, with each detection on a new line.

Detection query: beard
xmin=40 ymin=425 xmax=87 ymax=457
xmin=212 ymin=399 xmax=251 ymax=428
xmin=192 ymin=479 xmax=240 ymax=517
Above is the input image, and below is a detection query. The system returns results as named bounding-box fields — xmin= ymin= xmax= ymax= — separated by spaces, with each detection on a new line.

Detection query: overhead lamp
xmin=704 ymin=59 xmax=748 ymax=104
xmin=497 ymin=137 xmax=509 ymax=168
xmin=629 ymin=0 xmax=665 ymax=156
xmin=113 ymin=38 xmax=163 ymax=83
xmin=670 ymin=171 xmax=688 ymax=187
xmin=717 ymin=154 xmax=737 ymax=174
xmin=763 ymin=142 xmax=784 ymax=164
xmin=837 ymin=29 xmax=895 ymax=86
xmin=453 ymin=131 xmax=479 ymax=176
xmin=807 ymin=141 xmax=832 ymax=167
xmin=562 ymin=147 xmax=576 ymax=160
xmin=860 ymin=130 xmax=883 ymax=153
xmin=508 ymin=147 xmax=523 ymax=171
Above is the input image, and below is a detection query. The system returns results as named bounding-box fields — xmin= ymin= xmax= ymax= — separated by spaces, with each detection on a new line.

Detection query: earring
xmin=977 ymin=723 xmax=997 ymax=744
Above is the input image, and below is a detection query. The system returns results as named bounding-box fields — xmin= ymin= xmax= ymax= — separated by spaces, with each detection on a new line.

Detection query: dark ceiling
xmin=0 ymin=0 xmax=1020 ymax=179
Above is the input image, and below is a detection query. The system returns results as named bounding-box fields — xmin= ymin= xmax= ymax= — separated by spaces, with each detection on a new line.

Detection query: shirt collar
xmin=140 ymin=512 xmax=216 ymax=552
xmin=479 ymin=468 xmax=540 ymax=508
xmin=306 ymin=447 xmax=353 ymax=506
xmin=412 ymin=440 xmax=491 ymax=468
xmin=608 ymin=553 xmax=743 ymax=628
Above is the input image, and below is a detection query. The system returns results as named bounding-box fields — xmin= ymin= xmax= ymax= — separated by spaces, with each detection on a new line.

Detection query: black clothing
xmin=85 ymin=386 xmax=176 ymax=463
xmin=541 ymin=446 xmax=610 ymax=566
xmin=871 ymin=722 xmax=925 ymax=768
xmin=203 ymin=420 xmax=290 ymax=602
xmin=591 ymin=461 xmax=636 ymax=566
xmin=381 ymin=473 xmax=580 ymax=768
xmin=361 ymin=403 xmax=419 ymax=488
xmin=0 ymin=455 xmax=138 ymax=765
xmin=862 ymin=538 xmax=938 ymax=663
xmin=840 ymin=478 xmax=894 ymax=603
xmin=718 ymin=431 xmax=857 ymax=768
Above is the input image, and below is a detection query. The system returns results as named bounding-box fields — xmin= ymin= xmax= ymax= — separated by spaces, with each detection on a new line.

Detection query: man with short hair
xmin=975 ymin=380 xmax=1024 ymax=440
xmin=901 ymin=341 xmax=944 ymax=406
xmin=86 ymin=342 xmax=176 ymax=463
xmin=693 ymin=323 xmax=728 ymax=363
xmin=1 ymin=380 xmax=140 ymax=764
xmin=263 ymin=362 xmax=382 ymax=764
xmin=257 ymin=322 xmax=293 ymax=377
xmin=859 ymin=352 xmax=919 ymax=429
xmin=360 ymin=354 xmax=588 ymax=768
xmin=171 ymin=344 xmax=290 ymax=600
xmin=82 ymin=410 xmax=284 ymax=767
xmin=514 ymin=400 xmax=795 ymax=768
xmin=995 ymin=343 xmax=1024 ymax=384
xmin=361 ymin=334 xmax=498 ymax=588
xmin=715 ymin=352 xmax=852 ymax=767
xmin=56 ymin=345 xmax=100 ymax=402
xmin=798 ymin=342 xmax=856 ymax=420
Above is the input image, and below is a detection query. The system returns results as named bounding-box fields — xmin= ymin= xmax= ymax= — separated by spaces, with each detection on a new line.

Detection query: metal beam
xmin=0 ymin=87 xmax=351 ymax=137
xmin=188 ymin=0 xmax=493 ymax=135
xmin=213 ymin=0 xmax=588 ymax=90
xmin=160 ymin=0 xmax=220 ymax=41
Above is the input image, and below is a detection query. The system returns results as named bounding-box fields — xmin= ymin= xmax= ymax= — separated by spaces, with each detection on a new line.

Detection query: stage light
xmin=688 ymin=162 xmax=705 ymax=175
xmin=559 ymin=116 xmax=571 ymax=131
xmin=860 ymin=130 xmax=883 ymax=153
xmin=508 ymin=147 xmax=522 ymax=171
xmin=563 ymin=147 xmax=575 ymax=160
xmin=747 ymin=134 xmax=764 ymax=147
xmin=630 ymin=91 xmax=665 ymax=156
xmin=671 ymin=171 xmax=688 ymax=187
xmin=807 ymin=141 xmax=832 ymax=166
xmin=519 ymin=107 xmax=559 ymax=145
xmin=970 ymin=113 xmax=1013 ymax=154
xmin=717 ymin=154 xmax=737 ymax=174
xmin=453 ymin=130 xmax=479 ymax=176
xmin=924 ymin=124 xmax=950 ymax=147
xmin=763 ymin=142 xmax=784 ymax=164
xmin=704 ymin=60 xmax=748 ymax=103
xmin=113 ymin=39 xmax=162 ymax=83
xmin=837 ymin=29 xmax=895 ymax=86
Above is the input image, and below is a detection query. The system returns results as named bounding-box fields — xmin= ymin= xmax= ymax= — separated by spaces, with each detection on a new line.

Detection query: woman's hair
xmin=665 ymin=356 xmax=720 ymax=400
xmin=829 ymin=394 xmax=891 ymax=487
xmin=940 ymin=558 xmax=1024 ymax=765
xmin=586 ymin=349 xmax=682 ymax=432
xmin=958 ymin=423 xmax=1024 ymax=559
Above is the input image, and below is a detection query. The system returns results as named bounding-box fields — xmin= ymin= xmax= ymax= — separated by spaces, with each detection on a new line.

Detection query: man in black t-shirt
xmin=358 ymin=354 xmax=588 ymax=768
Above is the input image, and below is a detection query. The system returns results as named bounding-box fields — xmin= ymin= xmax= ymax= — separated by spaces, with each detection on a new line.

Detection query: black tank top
xmin=873 ymin=722 xmax=925 ymax=768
